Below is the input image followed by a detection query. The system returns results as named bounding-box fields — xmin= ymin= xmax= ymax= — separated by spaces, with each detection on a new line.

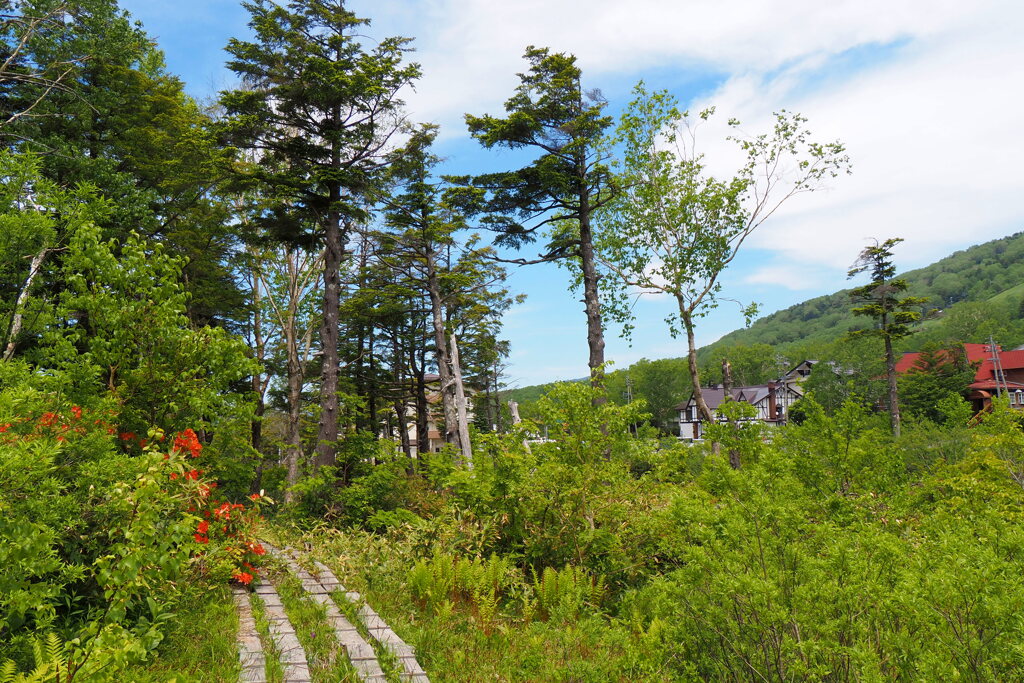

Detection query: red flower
xmin=71 ymin=406 xmax=82 ymax=420
xmin=172 ymin=429 xmax=202 ymax=458
xmin=0 ymin=424 xmax=10 ymax=433
xmin=119 ymin=432 xmax=135 ymax=441
xmin=185 ymin=469 xmax=199 ymax=481
xmin=40 ymin=412 xmax=58 ymax=427
xmin=197 ymin=520 xmax=209 ymax=534
xmin=249 ymin=493 xmax=260 ymax=501
xmin=170 ymin=472 xmax=179 ymax=481
xmin=193 ymin=533 xmax=209 ymax=544
xmin=232 ymin=571 xmax=253 ymax=585
xmin=249 ymin=542 xmax=266 ymax=556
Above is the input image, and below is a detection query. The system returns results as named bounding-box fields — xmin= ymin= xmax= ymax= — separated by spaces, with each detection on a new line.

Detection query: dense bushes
xmin=0 ymin=363 xmax=266 ymax=677
xmin=284 ymin=384 xmax=1024 ymax=680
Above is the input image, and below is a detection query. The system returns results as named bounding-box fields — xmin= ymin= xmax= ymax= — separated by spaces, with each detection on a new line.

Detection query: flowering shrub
xmin=0 ymin=362 xmax=270 ymax=678
xmin=159 ymin=427 xmax=272 ymax=586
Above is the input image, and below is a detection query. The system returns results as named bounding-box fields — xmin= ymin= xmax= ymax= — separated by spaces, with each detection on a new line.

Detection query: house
xmin=896 ymin=342 xmax=1024 ymax=413
xmin=676 ymin=360 xmax=814 ymax=440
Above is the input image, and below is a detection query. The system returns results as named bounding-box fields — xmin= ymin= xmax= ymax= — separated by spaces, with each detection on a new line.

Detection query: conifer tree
xmin=454 ymin=47 xmax=617 ymax=403
xmin=222 ymin=0 xmax=419 ymax=468
xmin=848 ymin=237 xmax=930 ymax=437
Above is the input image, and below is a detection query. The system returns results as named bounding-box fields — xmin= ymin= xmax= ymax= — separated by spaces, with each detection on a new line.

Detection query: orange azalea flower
xmin=172 ymin=428 xmax=202 ymax=458
xmin=232 ymin=571 xmax=253 ymax=585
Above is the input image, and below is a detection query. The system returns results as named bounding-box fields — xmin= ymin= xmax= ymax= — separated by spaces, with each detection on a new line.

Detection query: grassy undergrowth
xmin=270 ymin=526 xmax=665 ymax=682
xmin=120 ymin=584 xmax=240 ymax=683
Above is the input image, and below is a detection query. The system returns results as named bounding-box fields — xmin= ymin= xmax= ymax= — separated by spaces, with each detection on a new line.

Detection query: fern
xmin=0 ymin=633 xmax=66 ymax=683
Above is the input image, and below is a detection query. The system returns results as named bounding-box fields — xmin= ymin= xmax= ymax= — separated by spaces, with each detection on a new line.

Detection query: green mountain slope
xmin=505 ymin=231 xmax=1024 ymax=421
xmin=709 ymin=231 xmax=1024 ymax=350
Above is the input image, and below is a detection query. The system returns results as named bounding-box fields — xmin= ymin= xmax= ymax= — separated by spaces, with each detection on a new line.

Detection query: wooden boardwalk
xmin=232 ymin=544 xmax=429 ymax=683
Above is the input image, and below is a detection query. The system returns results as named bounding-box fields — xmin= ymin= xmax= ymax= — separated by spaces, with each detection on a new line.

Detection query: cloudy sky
xmin=122 ymin=0 xmax=1024 ymax=387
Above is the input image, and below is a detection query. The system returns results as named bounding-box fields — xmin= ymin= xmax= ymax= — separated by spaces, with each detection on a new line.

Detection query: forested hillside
xmin=712 ymin=230 xmax=1024 ymax=349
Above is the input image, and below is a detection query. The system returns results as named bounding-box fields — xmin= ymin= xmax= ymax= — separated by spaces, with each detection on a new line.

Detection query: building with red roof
xmin=897 ymin=343 xmax=1024 ymax=412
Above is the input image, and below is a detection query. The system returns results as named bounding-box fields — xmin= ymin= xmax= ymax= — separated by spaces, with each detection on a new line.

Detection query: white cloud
xmin=685 ymin=4 xmax=1024 ymax=275
xmin=353 ymin=0 xmax=992 ymax=130
xmin=744 ymin=265 xmax=820 ymax=291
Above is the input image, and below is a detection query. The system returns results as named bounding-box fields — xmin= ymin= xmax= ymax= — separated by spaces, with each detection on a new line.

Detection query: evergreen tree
xmin=848 ymin=237 xmax=930 ymax=437
xmin=221 ymin=0 xmax=419 ymax=468
xmin=454 ymin=46 xmax=616 ymax=403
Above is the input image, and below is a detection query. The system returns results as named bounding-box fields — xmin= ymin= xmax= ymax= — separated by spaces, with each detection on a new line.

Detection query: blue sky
xmin=121 ymin=0 xmax=1024 ymax=387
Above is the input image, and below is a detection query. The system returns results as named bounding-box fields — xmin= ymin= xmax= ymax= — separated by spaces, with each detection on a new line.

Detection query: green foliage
xmin=456 ymin=46 xmax=615 ymax=252
xmin=898 ymin=343 xmax=977 ymax=423
xmin=531 ymin=381 xmax=648 ymax=464
xmin=0 ymin=363 xmax=263 ymax=678
xmin=848 ymin=237 xmax=931 ymax=342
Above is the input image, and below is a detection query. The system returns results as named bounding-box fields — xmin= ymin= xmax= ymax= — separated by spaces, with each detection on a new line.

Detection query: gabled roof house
xmin=676 ymin=360 xmax=815 ymax=440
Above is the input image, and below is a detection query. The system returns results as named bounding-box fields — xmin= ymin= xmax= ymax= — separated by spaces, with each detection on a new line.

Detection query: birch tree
xmin=597 ymin=84 xmax=850 ymax=443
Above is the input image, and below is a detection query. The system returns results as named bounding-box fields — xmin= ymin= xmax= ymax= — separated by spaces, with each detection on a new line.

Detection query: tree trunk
xmin=682 ymin=306 xmax=714 ymax=423
xmin=425 ymin=247 xmax=465 ymax=457
xmin=2 ymin=246 xmax=47 ymax=361
xmin=450 ymin=333 xmax=473 ymax=466
xmin=367 ymin=326 xmax=377 ymax=435
xmin=251 ymin=271 xmax=266 ymax=453
xmin=315 ymin=145 xmax=343 ymax=469
xmin=284 ymin=249 xmax=305 ymax=502
xmin=722 ymin=358 xmax=741 ymax=469
xmin=413 ymin=356 xmax=429 ymax=460
xmin=884 ymin=333 xmax=901 ymax=437
xmin=577 ymin=185 xmax=606 ymax=406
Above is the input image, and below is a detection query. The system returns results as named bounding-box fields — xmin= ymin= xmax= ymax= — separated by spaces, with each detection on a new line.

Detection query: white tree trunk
xmin=3 ymin=247 xmax=47 ymax=361
xmin=450 ymin=334 xmax=473 ymax=467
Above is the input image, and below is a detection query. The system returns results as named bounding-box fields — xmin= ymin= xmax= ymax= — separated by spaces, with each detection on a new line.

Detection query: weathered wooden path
xmin=231 ymin=545 xmax=429 ymax=683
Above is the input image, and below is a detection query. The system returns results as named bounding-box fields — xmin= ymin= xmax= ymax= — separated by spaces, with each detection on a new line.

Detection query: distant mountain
xmin=706 ymin=231 xmax=1024 ymax=352
xmin=505 ymin=231 xmax=1024 ymax=407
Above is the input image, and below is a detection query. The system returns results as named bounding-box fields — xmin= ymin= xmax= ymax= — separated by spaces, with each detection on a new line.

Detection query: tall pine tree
xmin=454 ymin=47 xmax=616 ymax=403
xmin=222 ymin=0 xmax=419 ymax=468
